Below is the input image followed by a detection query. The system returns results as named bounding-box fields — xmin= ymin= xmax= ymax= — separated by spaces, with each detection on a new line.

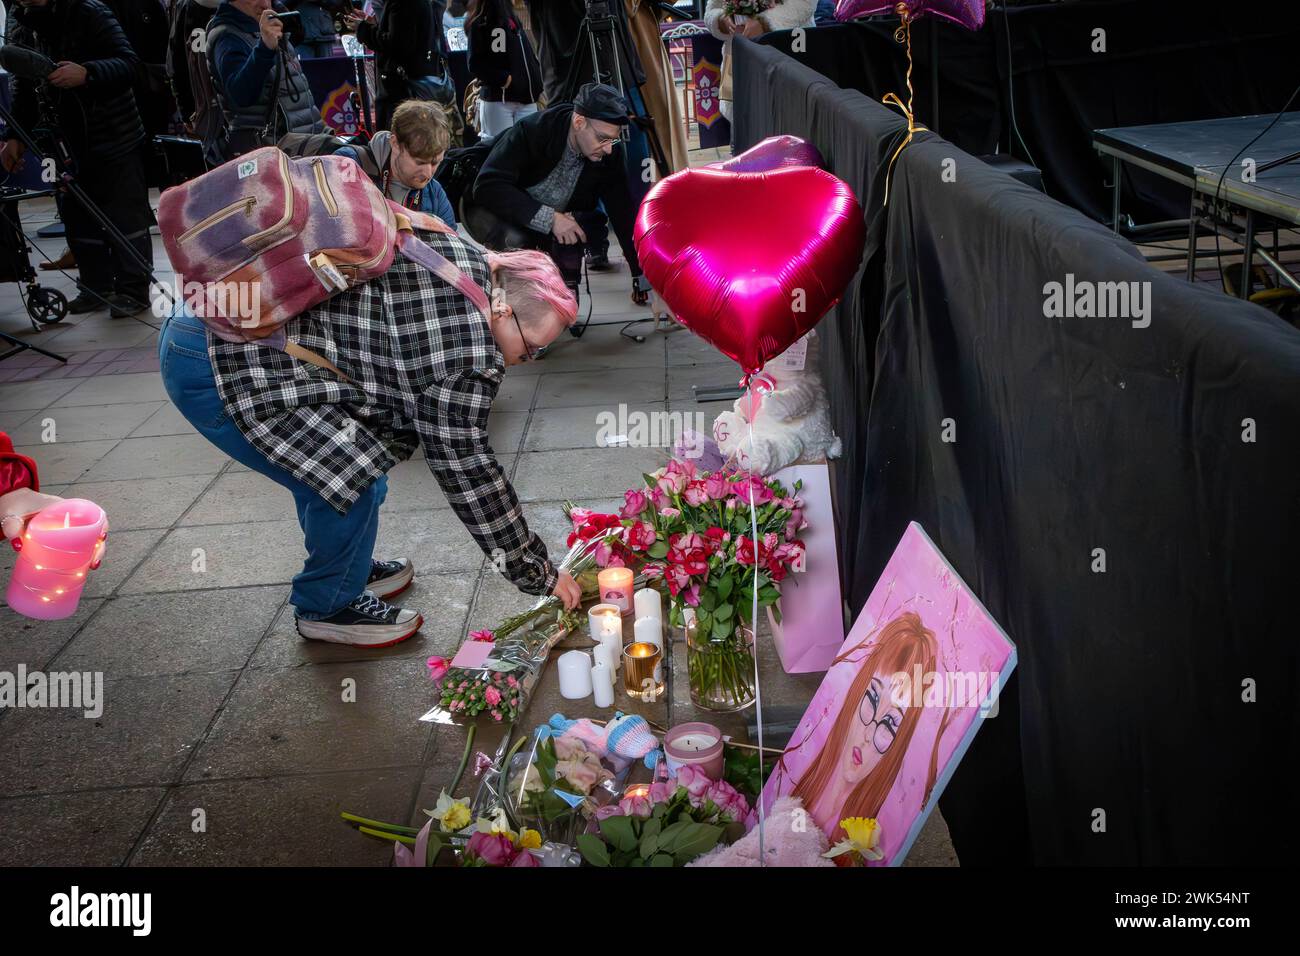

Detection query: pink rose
xmin=665 ymin=457 xmax=697 ymax=479
xmin=466 ymin=831 xmax=516 ymax=866
xmin=681 ymin=481 xmax=709 ymax=507
xmin=659 ymin=507 xmax=681 ymax=520
xmin=507 ymin=675 xmax=519 ymax=688
xmin=470 ymin=629 xmax=495 ymax=643
xmin=648 ymin=781 xmax=676 ymax=803
xmin=682 ymin=584 xmax=701 ymax=607
xmin=617 ymin=794 xmax=653 ymax=818
xmin=593 ymin=803 xmax=624 ymax=821
xmin=510 ymin=849 xmax=540 ymax=867
xmin=568 ymin=507 xmax=594 ymax=531
xmin=620 ymin=489 xmax=648 ymax=519
xmin=675 ymin=764 xmax=713 ymax=800
xmin=785 ymin=509 xmax=804 ymax=542
xmin=705 ymin=780 xmax=750 ymax=823
xmin=484 ymin=686 xmax=502 ymax=707
xmin=426 ymin=656 xmax=450 ymax=682
xmin=625 ymin=521 xmax=657 ymax=551
xmin=657 ymin=472 xmax=688 ymax=496
xmin=492 ymin=710 xmax=503 ymax=721
xmin=732 ymin=474 xmax=774 ymax=506
xmin=593 ymin=539 xmax=623 ymax=568
xmin=703 ymin=474 xmax=730 ymax=500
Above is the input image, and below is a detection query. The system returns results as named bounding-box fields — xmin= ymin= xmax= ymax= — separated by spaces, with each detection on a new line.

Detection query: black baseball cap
xmin=573 ymin=83 xmax=630 ymax=125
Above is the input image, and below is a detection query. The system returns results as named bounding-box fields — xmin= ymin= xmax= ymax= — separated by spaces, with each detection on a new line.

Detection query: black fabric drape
xmin=733 ymin=37 xmax=1300 ymax=866
xmin=757 ymin=0 xmax=1300 ymax=224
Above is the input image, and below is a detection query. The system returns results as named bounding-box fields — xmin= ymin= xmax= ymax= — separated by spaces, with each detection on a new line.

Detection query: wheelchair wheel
xmin=26 ymin=286 xmax=68 ymax=325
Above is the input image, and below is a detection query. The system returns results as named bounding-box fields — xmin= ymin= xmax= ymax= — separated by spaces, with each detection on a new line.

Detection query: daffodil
xmin=474 ymin=807 xmax=517 ymax=842
xmin=425 ymin=790 xmax=474 ymax=833
xmin=517 ymin=828 xmax=542 ymax=850
xmin=823 ymin=816 xmax=884 ymax=862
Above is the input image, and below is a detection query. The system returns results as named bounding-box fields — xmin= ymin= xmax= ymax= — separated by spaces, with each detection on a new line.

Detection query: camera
xmin=268 ymin=10 xmax=306 ymax=45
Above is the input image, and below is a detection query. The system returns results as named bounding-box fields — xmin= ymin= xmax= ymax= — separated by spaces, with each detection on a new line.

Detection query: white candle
xmin=634 ymin=615 xmax=662 ymax=651
xmin=591 ymin=663 xmax=614 ymax=707
xmin=587 ymin=604 xmax=623 ymax=644
xmin=634 ymin=587 xmax=662 ymax=624
xmin=557 ymin=650 xmax=593 ymax=700
xmin=592 ymin=642 xmax=618 ymax=682
xmin=673 ymin=732 xmax=718 ymax=752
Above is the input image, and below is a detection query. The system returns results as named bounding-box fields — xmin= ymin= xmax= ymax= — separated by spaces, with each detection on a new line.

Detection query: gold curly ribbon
xmin=882 ymin=4 xmax=927 ymax=206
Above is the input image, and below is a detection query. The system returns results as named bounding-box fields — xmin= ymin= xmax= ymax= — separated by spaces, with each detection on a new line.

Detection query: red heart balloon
xmin=634 ymin=165 xmax=865 ymax=375
xmin=709 ymin=135 xmax=825 ymax=174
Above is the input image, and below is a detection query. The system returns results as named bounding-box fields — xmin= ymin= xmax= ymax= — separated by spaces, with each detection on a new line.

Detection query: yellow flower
xmin=439 ymin=802 xmax=472 ymax=833
xmin=517 ymin=828 xmax=542 ymax=850
xmin=841 ymin=817 xmax=881 ymax=852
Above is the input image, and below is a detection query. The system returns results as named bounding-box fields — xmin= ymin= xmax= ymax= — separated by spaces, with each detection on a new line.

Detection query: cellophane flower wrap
xmin=421 ymin=538 xmax=603 ymax=726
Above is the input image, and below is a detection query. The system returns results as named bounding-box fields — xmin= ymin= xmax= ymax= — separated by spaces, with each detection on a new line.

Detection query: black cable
xmin=998 ymin=2 xmax=1039 ymax=178
xmin=1209 ymin=81 xmax=1300 ymax=292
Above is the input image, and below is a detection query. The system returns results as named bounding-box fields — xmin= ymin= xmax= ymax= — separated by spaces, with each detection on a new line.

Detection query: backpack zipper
xmin=243 ymin=150 xmax=296 ymax=247
xmin=177 ymin=197 xmax=257 ymax=244
xmin=313 ymin=159 xmax=339 ymax=217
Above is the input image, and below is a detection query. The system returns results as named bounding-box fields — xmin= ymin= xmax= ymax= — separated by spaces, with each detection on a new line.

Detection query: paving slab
xmin=0 ymin=787 xmax=166 ymax=866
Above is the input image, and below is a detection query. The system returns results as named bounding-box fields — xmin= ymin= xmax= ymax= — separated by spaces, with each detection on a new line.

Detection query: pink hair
xmin=485 ymin=250 xmax=578 ymax=329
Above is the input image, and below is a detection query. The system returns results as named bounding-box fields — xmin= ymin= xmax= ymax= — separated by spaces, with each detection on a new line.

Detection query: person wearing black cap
xmin=466 ymin=81 xmax=650 ymax=306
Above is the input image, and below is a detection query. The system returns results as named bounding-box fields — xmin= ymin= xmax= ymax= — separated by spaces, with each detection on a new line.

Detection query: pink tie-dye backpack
xmin=158 ymin=146 xmax=488 ymax=375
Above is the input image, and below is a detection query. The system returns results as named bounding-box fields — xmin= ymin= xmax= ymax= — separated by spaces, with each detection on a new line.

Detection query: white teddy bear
xmin=711 ymin=330 xmax=842 ymax=475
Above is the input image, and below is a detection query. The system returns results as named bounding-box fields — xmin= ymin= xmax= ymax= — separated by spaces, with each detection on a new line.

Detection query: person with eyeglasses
xmin=157 ymin=233 xmax=583 ymax=648
xmin=464 ymin=82 xmax=651 ymax=308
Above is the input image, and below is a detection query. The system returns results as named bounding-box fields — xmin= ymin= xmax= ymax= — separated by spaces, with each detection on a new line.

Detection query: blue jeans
xmin=158 ymin=311 xmax=388 ymax=619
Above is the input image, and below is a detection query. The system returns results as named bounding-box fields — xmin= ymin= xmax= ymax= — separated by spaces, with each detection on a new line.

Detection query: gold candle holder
xmin=622 ymin=641 xmax=664 ymax=701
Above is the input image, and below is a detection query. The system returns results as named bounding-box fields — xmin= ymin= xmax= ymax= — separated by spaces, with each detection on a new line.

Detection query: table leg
xmin=1240 ymin=209 xmax=1255 ymax=300
xmin=1112 ymin=155 xmax=1122 ymax=235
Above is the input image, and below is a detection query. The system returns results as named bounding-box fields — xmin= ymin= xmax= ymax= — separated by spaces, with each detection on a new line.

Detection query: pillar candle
xmin=634 ymin=614 xmax=663 ymax=651
xmin=597 ymin=567 xmax=635 ymax=616
xmin=591 ymin=663 xmax=614 ymax=707
xmin=5 ymin=498 xmax=107 ymax=621
xmin=592 ymin=642 xmax=618 ymax=682
xmin=557 ymin=650 xmax=594 ymax=700
xmin=634 ymin=587 xmax=662 ymax=625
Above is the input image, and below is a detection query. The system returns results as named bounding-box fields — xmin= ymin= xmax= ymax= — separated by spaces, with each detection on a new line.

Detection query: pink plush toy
xmin=687 ymin=797 xmax=834 ymax=868
xmin=545 ymin=713 xmax=662 ymax=770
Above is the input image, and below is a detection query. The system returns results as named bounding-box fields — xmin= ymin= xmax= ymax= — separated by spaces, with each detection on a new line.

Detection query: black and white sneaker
xmin=368 ymin=557 xmax=414 ymax=599
xmin=295 ymin=591 xmax=423 ymax=647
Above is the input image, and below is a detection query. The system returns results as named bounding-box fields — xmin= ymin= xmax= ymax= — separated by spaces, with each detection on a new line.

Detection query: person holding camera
xmin=1 ymin=0 xmax=155 ymax=318
xmin=465 ymin=0 xmax=540 ymax=137
xmin=206 ymin=0 xmax=324 ymax=159
xmin=465 ymin=82 xmax=648 ymax=305
xmin=336 ymin=99 xmax=456 ymax=222
xmin=344 ymin=0 xmax=448 ymax=132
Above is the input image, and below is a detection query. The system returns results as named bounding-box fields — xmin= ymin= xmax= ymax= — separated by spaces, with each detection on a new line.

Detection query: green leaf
xmin=647 ymin=541 xmax=669 ymax=560
xmin=699 ymin=588 xmax=717 ymax=611
xmin=640 ymin=831 xmax=660 ymax=859
xmin=655 ymin=819 xmax=691 ymax=853
xmin=712 ymin=616 xmax=733 ymax=640
xmin=650 ymin=853 xmax=674 ymax=867
xmin=599 ymin=815 xmax=639 ymax=853
xmin=714 ymin=602 xmax=734 ymax=623
xmin=672 ymin=823 xmax=724 ymax=864
xmin=577 ymin=833 xmax=611 ymax=867
xmin=716 ymin=574 xmax=733 ymax=601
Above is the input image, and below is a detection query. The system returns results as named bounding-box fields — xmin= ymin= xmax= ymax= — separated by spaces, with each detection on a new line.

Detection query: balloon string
xmin=746 ymin=414 xmax=766 ymax=866
xmin=882 ymin=14 xmax=927 ymax=207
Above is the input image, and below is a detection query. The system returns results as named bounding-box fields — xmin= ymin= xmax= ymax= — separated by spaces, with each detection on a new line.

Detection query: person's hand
xmin=342 ymin=11 xmax=369 ymax=33
xmin=504 ymin=75 xmax=512 ymax=89
xmin=740 ymin=18 xmax=765 ymax=39
xmin=1 ymin=488 xmax=67 ymax=542
xmin=551 ymin=571 xmax=581 ymax=610
xmin=260 ymin=9 xmax=284 ymax=49
xmin=48 ymin=62 xmax=89 ymax=89
xmin=551 ymin=211 xmax=586 ymax=246
xmin=717 ymin=14 xmax=735 ymax=35
xmin=1 ymin=139 xmax=26 ymax=174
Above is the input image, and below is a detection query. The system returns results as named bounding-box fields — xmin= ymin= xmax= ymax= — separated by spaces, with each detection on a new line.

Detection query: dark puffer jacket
xmin=523 ymin=0 xmax=644 ymax=105
xmin=9 ymin=0 xmax=145 ymax=162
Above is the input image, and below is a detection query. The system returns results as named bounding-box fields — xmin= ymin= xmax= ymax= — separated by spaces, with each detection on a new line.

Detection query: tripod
xmin=553 ymin=0 xmax=681 ymax=342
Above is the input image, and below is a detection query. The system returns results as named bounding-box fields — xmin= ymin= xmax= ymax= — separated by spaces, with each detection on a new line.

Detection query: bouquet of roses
xmin=567 ymin=458 xmax=807 ymax=709
xmin=578 ymin=766 xmax=754 ymax=867
xmin=722 ymin=0 xmax=773 ymax=19
xmin=422 ymin=538 xmax=604 ymax=726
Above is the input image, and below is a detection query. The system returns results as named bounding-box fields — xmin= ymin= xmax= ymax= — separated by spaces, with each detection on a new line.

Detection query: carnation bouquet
xmin=567 ymin=458 xmax=807 ymax=710
xmin=722 ymin=0 xmax=773 ymax=19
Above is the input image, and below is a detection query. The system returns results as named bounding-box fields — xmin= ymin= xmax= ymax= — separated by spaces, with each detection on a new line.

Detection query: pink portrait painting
xmin=760 ymin=522 xmax=1017 ymax=865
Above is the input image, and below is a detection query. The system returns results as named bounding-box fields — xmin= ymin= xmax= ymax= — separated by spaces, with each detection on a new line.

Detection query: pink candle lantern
xmin=6 ymin=498 xmax=107 ymax=621
xmin=597 ymin=566 xmax=635 ymax=617
xmin=665 ymin=722 xmax=725 ymax=780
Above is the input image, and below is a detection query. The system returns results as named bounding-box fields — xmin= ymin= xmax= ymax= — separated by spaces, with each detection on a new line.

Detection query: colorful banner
xmin=690 ymin=34 xmax=730 ymax=149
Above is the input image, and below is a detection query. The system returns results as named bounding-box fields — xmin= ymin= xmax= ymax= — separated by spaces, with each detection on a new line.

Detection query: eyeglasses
xmin=588 ymin=126 xmax=624 ymax=147
xmin=857 ymin=678 xmax=903 ymax=755
xmin=511 ymin=309 xmax=545 ymax=363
